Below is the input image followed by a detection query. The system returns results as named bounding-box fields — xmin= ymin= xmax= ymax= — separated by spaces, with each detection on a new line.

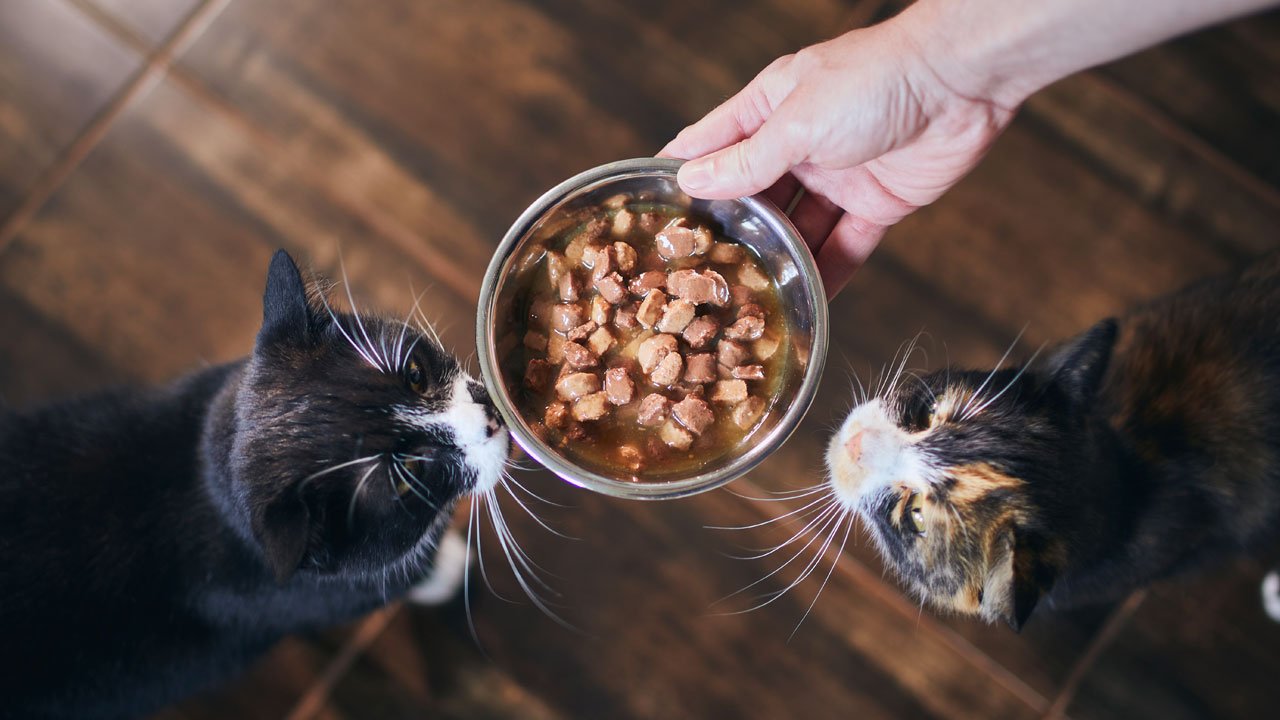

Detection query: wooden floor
xmin=3 ymin=0 xmax=1279 ymax=717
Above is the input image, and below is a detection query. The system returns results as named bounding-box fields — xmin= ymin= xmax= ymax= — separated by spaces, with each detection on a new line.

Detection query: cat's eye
xmin=908 ymin=492 xmax=926 ymax=535
xmin=397 ymin=458 xmax=422 ymax=497
xmin=907 ymin=397 xmax=937 ymax=431
xmin=405 ymin=358 xmax=427 ymax=394
xmin=394 ymin=474 xmax=414 ymax=497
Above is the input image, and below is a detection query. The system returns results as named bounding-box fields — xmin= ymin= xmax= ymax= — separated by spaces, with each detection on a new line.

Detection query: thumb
xmin=676 ymin=107 xmax=802 ymax=199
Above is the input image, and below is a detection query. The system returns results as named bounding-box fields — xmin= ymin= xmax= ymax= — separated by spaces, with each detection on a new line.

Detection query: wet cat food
xmin=505 ymin=200 xmax=792 ymax=480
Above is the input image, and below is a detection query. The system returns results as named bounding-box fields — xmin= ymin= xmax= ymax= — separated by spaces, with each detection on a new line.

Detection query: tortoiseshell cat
xmin=0 ymin=251 xmax=509 ymax=718
xmin=825 ymin=255 xmax=1280 ymax=631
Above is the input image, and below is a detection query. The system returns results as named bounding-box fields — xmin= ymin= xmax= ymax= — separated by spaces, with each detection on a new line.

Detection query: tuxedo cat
xmin=0 ymin=250 xmax=508 ymax=718
xmin=825 ymin=254 xmax=1280 ymax=631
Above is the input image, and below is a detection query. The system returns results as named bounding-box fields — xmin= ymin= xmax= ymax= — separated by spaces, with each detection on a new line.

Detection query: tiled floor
xmin=2 ymin=0 xmax=1279 ymax=717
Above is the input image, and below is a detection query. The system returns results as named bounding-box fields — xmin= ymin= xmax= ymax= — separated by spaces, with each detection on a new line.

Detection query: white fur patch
xmin=1262 ymin=571 xmax=1280 ymax=622
xmin=406 ymin=530 xmax=469 ymax=605
xmin=394 ymin=373 xmax=508 ymax=495
xmin=826 ymin=398 xmax=933 ymax=512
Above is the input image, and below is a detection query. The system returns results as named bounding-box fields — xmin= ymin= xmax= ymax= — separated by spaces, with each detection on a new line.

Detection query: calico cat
xmin=0 ymin=250 xmax=509 ymax=718
xmin=824 ymin=254 xmax=1280 ymax=631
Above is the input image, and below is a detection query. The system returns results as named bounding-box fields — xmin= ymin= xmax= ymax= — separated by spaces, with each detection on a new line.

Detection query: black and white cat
xmin=0 ymin=250 xmax=509 ymax=718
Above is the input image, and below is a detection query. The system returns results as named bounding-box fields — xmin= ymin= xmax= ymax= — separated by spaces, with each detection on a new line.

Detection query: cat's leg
xmin=1262 ymin=569 xmax=1280 ymax=622
xmin=406 ymin=529 xmax=470 ymax=606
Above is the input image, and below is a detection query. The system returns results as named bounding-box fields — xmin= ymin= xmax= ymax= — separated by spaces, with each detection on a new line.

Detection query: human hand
xmin=660 ymin=13 xmax=1016 ymax=297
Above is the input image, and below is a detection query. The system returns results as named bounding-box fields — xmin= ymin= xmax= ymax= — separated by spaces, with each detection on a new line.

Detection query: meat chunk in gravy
xmin=604 ymin=367 xmax=635 ymax=405
xmin=551 ymin=303 xmax=585 ymax=332
xmin=672 ymin=396 xmax=714 ymax=435
xmin=638 ymin=333 xmax=678 ymax=373
xmin=732 ymin=396 xmax=767 ymax=429
xmin=683 ymin=353 xmax=717 ymax=383
xmin=555 ymin=372 xmax=600 ymax=401
xmin=655 ymin=299 xmax=696 ymax=334
xmin=710 ymin=379 xmax=749 ymax=404
xmin=637 ymin=393 xmax=671 ymax=427
xmin=650 ymin=351 xmax=683 ymax=386
xmin=655 ymin=226 xmax=696 ymax=259
xmin=562 ymin=341 xmax=598 ymax=369
xmin=594 ymin=273 xmax=628 ymax=305
xmin=724 ymin=314 xmax=765 ymax=341
xmin=666 ymin=269 xmax=730 ymax=307
xmin=682 ymin=315 xmax=720 ymax=349
xmin=573 ymin=392 xmax=611 ymax=421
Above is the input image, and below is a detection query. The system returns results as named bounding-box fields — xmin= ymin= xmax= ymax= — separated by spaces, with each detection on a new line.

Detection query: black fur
xmin=0 ymin=250 xmax=502 ymax=718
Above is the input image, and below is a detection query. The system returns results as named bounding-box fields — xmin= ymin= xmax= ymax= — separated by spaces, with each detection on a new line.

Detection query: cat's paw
xmin=406 ymin=530 xmax=470 ymax=606
xmin=1262 ymin=570 xmax=1280 ymax=622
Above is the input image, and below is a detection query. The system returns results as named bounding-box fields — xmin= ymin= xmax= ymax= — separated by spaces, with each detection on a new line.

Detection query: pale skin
xmin=661 ymin=0 xmax=1280 ymax=297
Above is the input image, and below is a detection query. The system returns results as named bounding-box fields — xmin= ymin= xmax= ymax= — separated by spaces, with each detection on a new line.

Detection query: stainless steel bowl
xmin=477 ymin=157 xmax=829 ymax=500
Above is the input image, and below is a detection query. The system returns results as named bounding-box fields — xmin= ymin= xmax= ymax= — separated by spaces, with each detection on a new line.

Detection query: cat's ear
xmin=251 ymin=490 xmax=312 ymax=584
xmin=1044 ymin=318 xmax=1118 ymax=408
xmin=259 ymin=249 xmax=317 ymax=345
xmin=995 ymin=530 xmax=1057 ymax=632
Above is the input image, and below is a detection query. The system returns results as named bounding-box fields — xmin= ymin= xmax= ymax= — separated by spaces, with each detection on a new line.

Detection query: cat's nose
xmin=845 ymin=429 xmax=865 ymax=463
xmin=466 ymin=379 xmax=504 ymax=438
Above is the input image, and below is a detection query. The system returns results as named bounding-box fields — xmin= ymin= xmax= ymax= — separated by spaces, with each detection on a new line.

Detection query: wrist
xmin=894 ymin=1 xmax=1056 ymax=110
xmin=897 ymin=0 xmax=1280 ymax=109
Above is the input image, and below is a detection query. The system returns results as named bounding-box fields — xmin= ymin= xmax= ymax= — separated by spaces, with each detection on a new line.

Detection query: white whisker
xmin=299 ymin=454 xmax=382 ymax=489
xmin=729 ymin=500 xmax=841 ymax=562
xmin=337 ymin=254 xmax=389 ymax=372
xmin=316 ymin=291 xmax=381 ymax=370
xmin=500 ymin=476 xmax=577 ymax=540
xmin=345 ymin=463 xmax=380 ymax=529
xmin=716 ymin=507 xmax=845 ymax=615
xmin=501 ymin=470 xmax=569 ymax=507
xmin=961 ymin=325 xmax=1027 ymax=419
xmin=707 ymin=493 xmax=832 ymax=531
xmin=966 ymin=341 xmax=1048 ymax=419
xmin=790 ymin=511 xmax=855 ymax=640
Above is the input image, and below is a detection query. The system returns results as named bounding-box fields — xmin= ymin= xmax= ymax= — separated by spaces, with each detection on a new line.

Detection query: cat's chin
xmin=462 ymin=426 xmax=509 ymax=496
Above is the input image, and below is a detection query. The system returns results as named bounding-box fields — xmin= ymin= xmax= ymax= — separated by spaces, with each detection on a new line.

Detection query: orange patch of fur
xmin=946 ymin=463 xmax=1023 ymax=507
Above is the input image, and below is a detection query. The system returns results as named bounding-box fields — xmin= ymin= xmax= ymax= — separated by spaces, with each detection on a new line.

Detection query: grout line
xmin=1042 ymin=589 xmax=1147 ymax=719
xmin=0 ymin=0 xmax=232 ymax=255
xmin=283 ymin=604 xmax=404 ymax=720
xmin=731 ymin=476 xmax=1052 ymax=715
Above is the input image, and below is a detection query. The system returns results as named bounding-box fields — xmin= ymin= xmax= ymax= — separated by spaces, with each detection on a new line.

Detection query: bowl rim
xmin=477 ymin=157 xmax=829 ymax=500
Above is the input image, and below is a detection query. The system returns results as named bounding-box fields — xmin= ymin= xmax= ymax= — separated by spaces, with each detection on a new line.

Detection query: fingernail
xmin=678 ymin=160 xmax=712 ymax=191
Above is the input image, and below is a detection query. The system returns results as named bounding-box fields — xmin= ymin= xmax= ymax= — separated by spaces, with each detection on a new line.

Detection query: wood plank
xmin=321 ymin=609 xmax=566 ymax=720
xmin=881 ymin=117 xmax=1247 ymax=352
xmin=1065 ymin=557 xmax=1280 ymax=719
xmin=0 ymin=77 xmax=482 ymax=384
xmin=152 ymin=634 xmax=349 ymax=720
xmin=0 ymin=0 xmax=140 ymax=219
xmin=1097 ymin=12 xmax=1280 ymax=190
xmin=1023 ymin=73 xmax=1280 ymax=260
xmin=77 ymin=0 xmax=205 ymax=45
